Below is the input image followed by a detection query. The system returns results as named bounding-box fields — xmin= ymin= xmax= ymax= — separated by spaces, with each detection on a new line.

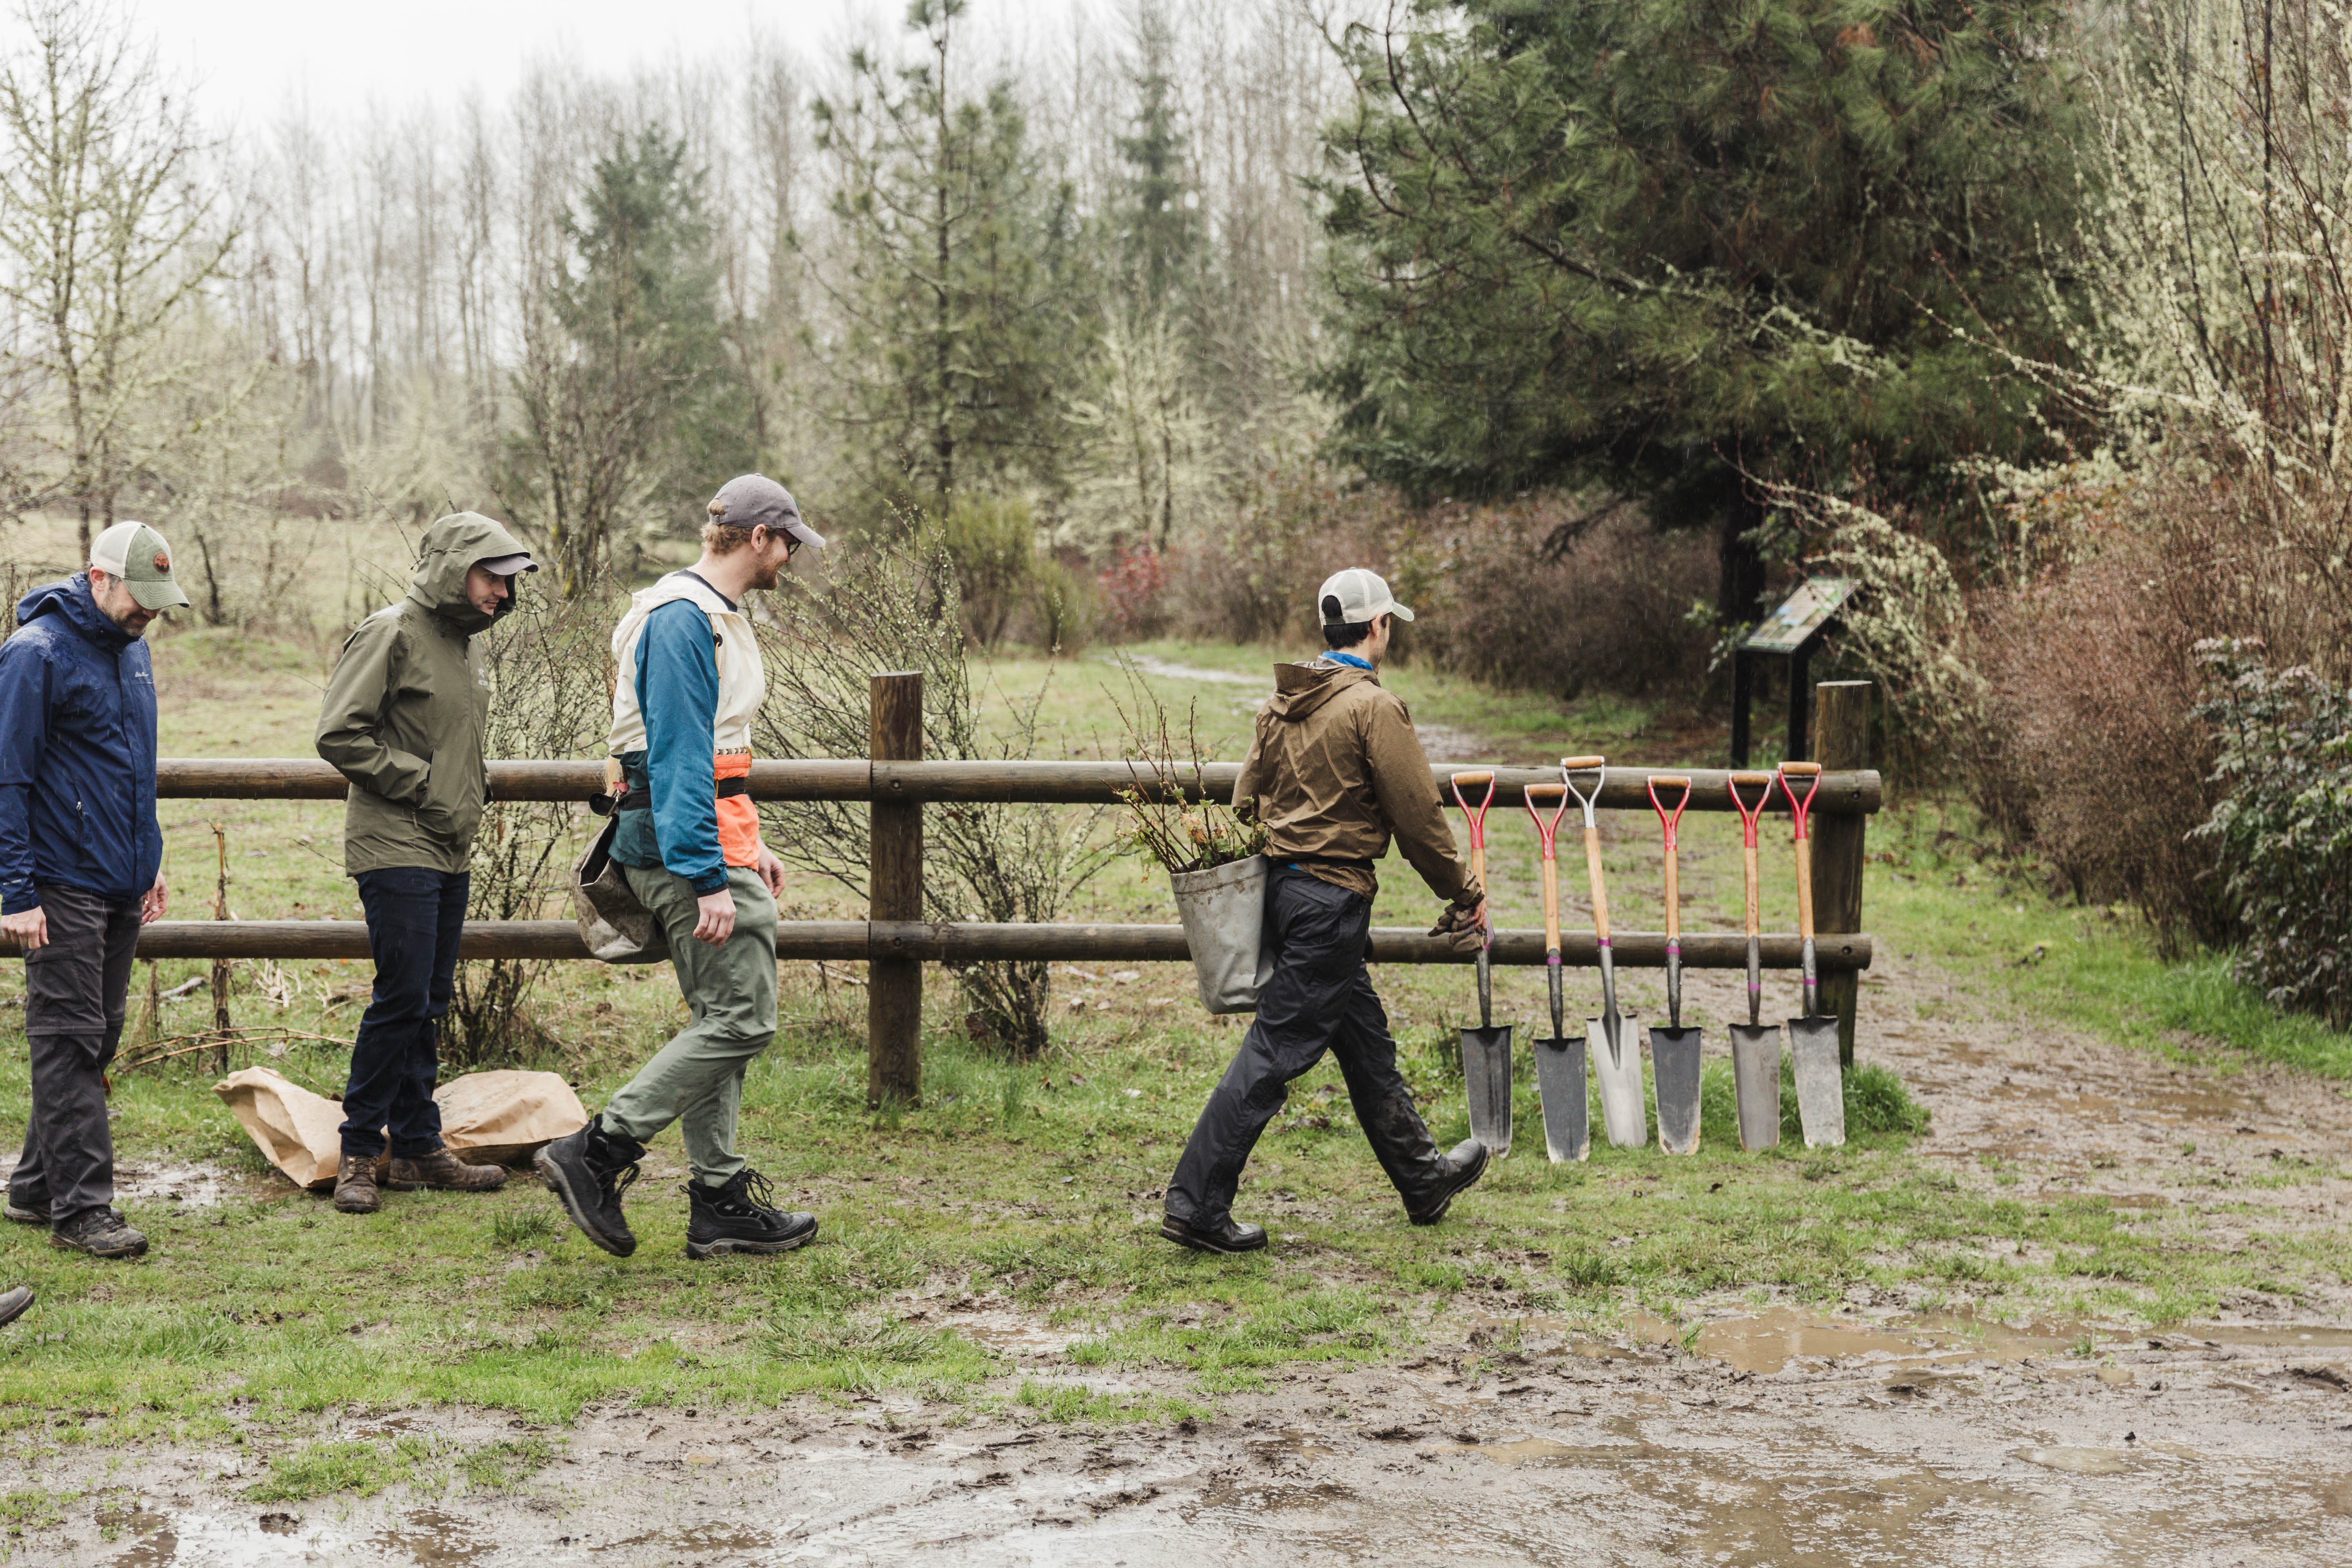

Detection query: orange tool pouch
xmin=714 ymin=750 xmax=757 ymax=869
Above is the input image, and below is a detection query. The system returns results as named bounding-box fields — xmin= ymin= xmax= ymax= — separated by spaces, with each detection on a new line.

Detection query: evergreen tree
xmin=1114 ymin=0 xmax=1201 ymax=308
xmin=503 ymin=127 xmax=749 ymax=593
xmin=1314 ymin=0 xmax=2090 ymax=619
xmin=812 ymin=0 xmax=1090 ymax=526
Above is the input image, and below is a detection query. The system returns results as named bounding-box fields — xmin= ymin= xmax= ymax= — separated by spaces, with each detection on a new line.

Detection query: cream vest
xmin=606 ymin=572 xmax=767 ymax=756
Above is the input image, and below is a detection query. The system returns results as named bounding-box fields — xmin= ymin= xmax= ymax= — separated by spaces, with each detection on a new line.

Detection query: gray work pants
xmin=9 ymin=882 xmax=142 ymax=1227
xmin=599 ymin=864 xmax=778 ymax=1187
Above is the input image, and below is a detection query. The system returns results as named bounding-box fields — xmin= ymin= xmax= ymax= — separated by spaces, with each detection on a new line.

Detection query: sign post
xmin=1730 ymin=576 xmax=1855 ymax=766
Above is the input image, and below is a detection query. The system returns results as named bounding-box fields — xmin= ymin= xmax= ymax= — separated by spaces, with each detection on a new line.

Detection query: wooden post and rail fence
xmin=6 ymin=673 xmax=1881 ymax=1104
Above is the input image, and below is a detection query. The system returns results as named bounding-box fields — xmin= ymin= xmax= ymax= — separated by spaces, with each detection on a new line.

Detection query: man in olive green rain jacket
xmin=314 ymin=513 xmax=536 ymax=1215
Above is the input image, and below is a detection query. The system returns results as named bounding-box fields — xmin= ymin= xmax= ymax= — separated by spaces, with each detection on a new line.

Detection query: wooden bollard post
xmin=867 ymin=671 xmax=924 ymax=1108
xmin=1811 ymin=681 xmax=1872 ymax=1068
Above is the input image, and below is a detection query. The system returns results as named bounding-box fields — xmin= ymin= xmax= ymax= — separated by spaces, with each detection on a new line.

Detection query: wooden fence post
xmin=1811 ymin=681 xmax=1872 ymax=1068
xmin=867 ymin=671 xmax=924 ymax=1108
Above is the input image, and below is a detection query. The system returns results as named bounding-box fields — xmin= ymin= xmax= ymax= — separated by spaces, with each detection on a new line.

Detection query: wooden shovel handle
xmin=1581 ymin=824 xmax=1610 ymax=944
xmin=1743 ymin=840 xmax=1761 ymax=940
xmin=1540 ymin=835 xmax=1562 ymax=954
xmin=1561 ymin=753 xmax=1606 ymax=770
xmin=1662 ymin=837 xmax=1679 ymax=942
xmin=1794 ymin=833 xmax=1815 ymax=943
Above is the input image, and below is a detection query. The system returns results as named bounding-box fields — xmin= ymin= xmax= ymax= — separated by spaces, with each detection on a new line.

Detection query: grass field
xmin=1 ymin=597 xmax=2347 ymax=1496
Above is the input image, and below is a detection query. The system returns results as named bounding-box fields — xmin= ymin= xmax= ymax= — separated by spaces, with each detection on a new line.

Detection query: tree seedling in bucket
xmin=1523 ymin=779 xmax=1586 ymax=1162
xmin=1452 ymin=771 xmax=1512 ymax=1158
xmin=1646 ymin=773 xmax=1702 ymax=1155
xmin=1780 ymin=761 xmax=1846 ymax=1147
xmin=1565 ymin=756 xmax=1644 ymax=1149
xmin=1727 ymin=771 xmax=1782 ymax=1151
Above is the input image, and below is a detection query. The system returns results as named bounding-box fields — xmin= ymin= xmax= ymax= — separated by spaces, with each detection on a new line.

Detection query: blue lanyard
xmin=1324 ymin=652 xmax=1372 ymax=671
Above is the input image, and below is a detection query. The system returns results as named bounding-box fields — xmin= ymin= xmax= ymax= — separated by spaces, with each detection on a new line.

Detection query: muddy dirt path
xmin=22 ymin=954 xmax=2352 ymax=1567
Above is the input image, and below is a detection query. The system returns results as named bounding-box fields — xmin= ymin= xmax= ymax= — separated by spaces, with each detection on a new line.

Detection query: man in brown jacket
xmin=1163 ymin=569 xmax=1490 ymax=1253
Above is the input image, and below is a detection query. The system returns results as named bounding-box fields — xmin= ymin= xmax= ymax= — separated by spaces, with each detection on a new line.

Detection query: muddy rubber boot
xmin=685 ymin=1168 xmax=817 ymax=1260
xmin=333 ymin=1152 xmax=381 ymax=1214
xmin=536 ymin=1119 xmax=645 ymax=1258
xmin=387 ymin=1147 xmax=508 ymax=1192
xmin=1408 ymin=1139 xmax=1489 ymax=1227
xmin=1160 ymin=1214 xmax=1268 ymax=1254
xmin=0 ymin=1285 xmax=30 ymax=1328
xmin=49 ymin=1207 xmax=147 ymax=1258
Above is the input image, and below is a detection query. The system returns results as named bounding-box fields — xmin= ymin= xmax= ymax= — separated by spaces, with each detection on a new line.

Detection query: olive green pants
xmin=599 ymin=864 xmax=777 ymax=1186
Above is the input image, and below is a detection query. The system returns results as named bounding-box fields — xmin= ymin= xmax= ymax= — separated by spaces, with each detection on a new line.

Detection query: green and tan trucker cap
xmin=90 ymin=521 xmax=192 ymax=612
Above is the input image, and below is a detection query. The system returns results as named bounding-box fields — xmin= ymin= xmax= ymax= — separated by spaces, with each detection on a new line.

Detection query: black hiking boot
xmin=685 ymin=1168 xmax=817 ymax=1260
xmin=1408 ymin=1139 xmax=1489 ymax=1226
xmin=50 ymin=1207 xmax=147 ymax=1258
xmin=0 ymin=1285 xmax=30 ymax=1328
xmin=3 ymin=1196 xmax=48 ymax=1226
xmin=535 ymin=1118 xmax=645 ymax=1258
xmin=1160 ymin=1213 xmax=1268 ymax=1255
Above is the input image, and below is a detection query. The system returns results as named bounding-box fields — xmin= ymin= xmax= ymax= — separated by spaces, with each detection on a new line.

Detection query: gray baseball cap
xmin=90 ymin=521 xmax=192 ymax=611
xmin=709 ymin=474 xmax=826 ymax=549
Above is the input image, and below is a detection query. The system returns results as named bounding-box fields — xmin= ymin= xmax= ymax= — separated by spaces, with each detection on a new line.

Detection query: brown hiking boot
xmin=333 ymin=1153 xmax=380 ymax=1214
xmin=387 ymin=1147 xmax=507 ymax=1192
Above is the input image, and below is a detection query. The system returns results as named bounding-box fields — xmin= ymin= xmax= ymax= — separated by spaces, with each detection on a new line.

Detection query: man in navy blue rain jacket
xmin=0 ymin=523 xmax=189 ymax=1259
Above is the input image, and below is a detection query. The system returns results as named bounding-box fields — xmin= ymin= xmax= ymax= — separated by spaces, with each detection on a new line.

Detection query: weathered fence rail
xmin=37 ymin=675 xmax=1882 ymax=1104
xmin=88 ymin=918 xmax=1870 ymax=970
xmin=154 ymin=757 xmax=1881 ymax=813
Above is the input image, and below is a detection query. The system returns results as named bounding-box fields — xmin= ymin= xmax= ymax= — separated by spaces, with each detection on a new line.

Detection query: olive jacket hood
xmin=315 ymin=512 xmax=532 ymax=875
xmin=1231 ymin=657 xmax=1476 ymax=906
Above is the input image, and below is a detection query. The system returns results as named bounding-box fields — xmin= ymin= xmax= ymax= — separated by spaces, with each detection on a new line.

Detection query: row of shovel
xmin=1450 ymin=758 xmax=1846 ymax=1161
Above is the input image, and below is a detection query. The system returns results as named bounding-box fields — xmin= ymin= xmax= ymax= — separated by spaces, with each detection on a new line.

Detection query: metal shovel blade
xmin=1590 ymin=1018 xmax=1647 ymax=1149
xmin=1534 ymin=1035 xmax=1588 ymax=1163
xmin=1729 ymin=1023 xmax=1783 ymax=1152
xmin=1649 ymin=1025 xmax=1703 ymax=1155
xmin=1788 ymin=1015 xmax=1846 ymax=1147
xmin=1459 ymin=1023 xmax=1514 ymax=1160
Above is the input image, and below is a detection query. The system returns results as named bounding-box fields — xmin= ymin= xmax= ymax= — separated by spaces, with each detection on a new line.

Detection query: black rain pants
xmin=1166 ymin=865 xmax=1452 ymax=1228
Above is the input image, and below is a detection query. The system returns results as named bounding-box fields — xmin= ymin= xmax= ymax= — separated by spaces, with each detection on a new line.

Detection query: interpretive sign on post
xmin=1732 ymin=576 xmax=1855 ymax=765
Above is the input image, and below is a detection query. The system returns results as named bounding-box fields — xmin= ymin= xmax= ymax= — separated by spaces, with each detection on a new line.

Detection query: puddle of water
xmin=109 ymin=1509 xmax=357 ymax=1566
xmin=0 ymin=1157 xmax=231 ymax=1210
xmin=1481 ymin=1304 xmax=2352 ymax=1378
xmin=590 ymin=1524 xmax=776 ymax=1555
xmin=2014 ymin=1446 xmax=2136 ymax=1476
xmin=370 ymin=1508 xmax=489 ymax=1566
xmin=947 ymin=1309 xmax=1077 ymax=1357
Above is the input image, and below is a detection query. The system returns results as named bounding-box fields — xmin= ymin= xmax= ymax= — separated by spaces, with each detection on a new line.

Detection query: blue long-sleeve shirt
xmin=610 ymin=595 xmax=727 ymax=894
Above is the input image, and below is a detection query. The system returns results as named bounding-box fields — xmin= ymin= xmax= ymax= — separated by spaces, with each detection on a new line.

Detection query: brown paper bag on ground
xmin=213 ymin=1066 xmax=347 ymax=1189
xmin=433 ymin=1069 xmax=586 ymax=1167
xmin=215 ymin=1066 xmax=588 ymax=1190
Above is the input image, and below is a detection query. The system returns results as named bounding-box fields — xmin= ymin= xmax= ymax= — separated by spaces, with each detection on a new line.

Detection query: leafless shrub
xmin=1405 ymin=497 xmax=1714 ymax=699
xmin=752 ymin=536 xmax=1109 ymax=1058
xmin=445 ymin=574 xmax=616 ymax=1063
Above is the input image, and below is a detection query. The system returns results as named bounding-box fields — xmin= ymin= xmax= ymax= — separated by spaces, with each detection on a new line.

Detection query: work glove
xmin=1428 ymin=895 xmax=1487 ymax=954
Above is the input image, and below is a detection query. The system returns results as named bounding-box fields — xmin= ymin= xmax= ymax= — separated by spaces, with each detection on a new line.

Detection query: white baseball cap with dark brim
xmin=91 ymin=521 xmax=192 ymax=612
xmin=710 ymin=473 xmax=827 ymax=549
xmin=1317 ymin=568 xmax=1414 ymax=627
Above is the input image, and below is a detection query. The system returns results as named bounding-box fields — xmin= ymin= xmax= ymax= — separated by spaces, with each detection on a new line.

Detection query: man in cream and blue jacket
xmin=538 ymin=475 xmax=824 ymax=1261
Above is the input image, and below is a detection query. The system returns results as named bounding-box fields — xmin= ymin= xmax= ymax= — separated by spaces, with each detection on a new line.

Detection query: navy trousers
xmin=1165 ymin=866 xmax=1452 ymax=1228
xmin=340 ymin=867 xmax=468 ymax=1159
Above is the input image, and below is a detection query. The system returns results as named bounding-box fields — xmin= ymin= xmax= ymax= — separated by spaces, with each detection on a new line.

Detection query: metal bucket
xmin=1169 ymin=854 xmax=1276 ymax=1014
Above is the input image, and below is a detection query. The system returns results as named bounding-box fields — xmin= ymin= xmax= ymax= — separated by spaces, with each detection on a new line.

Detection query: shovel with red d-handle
xmin=1646 ymin=774 xmax=1702 ymax=1155
xmin=1524 ymin=778 xmax=1587 ymax=1162
xmin=1565 ymin=756 xmax=1644 ymax=1149
xmin=1728 ymin=770 xmax=1783 ymax=1151
xmin=1780 ymin=761 xmax=1846 ymax=1147
xmin=1451 ymin=771 xmax=1512 ymax=1159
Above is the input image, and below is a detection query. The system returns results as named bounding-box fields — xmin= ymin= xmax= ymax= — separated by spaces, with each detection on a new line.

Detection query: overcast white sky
xmin=111 ymin=0 xmax=1074 ymax=133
